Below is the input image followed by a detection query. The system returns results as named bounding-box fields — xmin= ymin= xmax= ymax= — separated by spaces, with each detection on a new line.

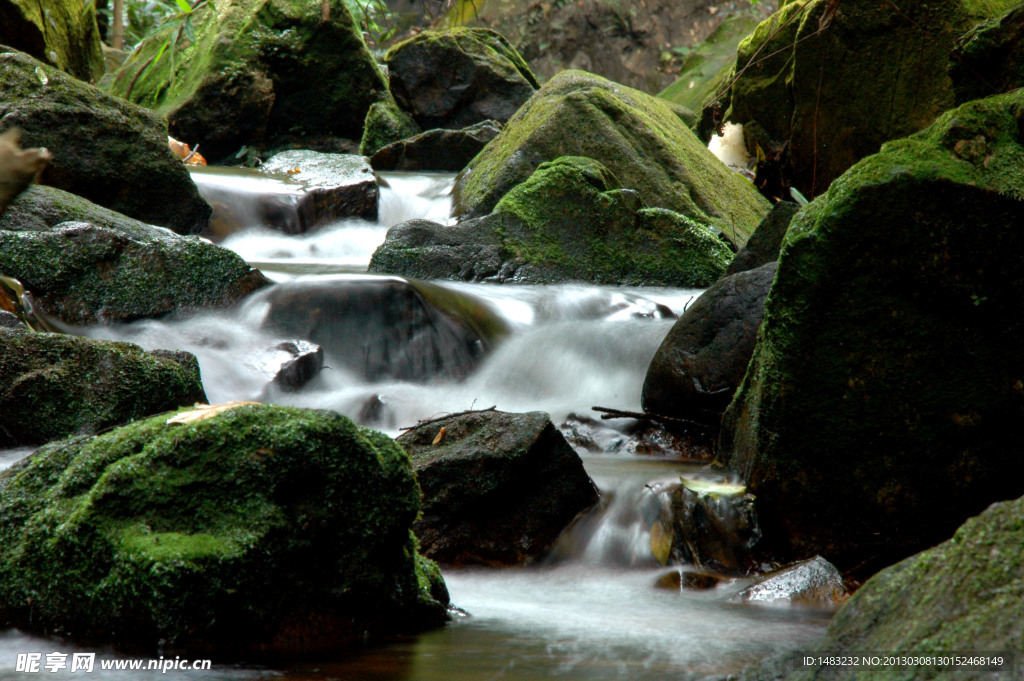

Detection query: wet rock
xmin=718 ymin=90 xmax=1024 ymax=572
xmin=0 ymin=310 xmax=25 ymax=330
xmin=261 ymin=150 xmax=378 ymax=230
xmin=655 ymin=569 xmax=726 ymax=592
xmin=0 ymin=328 xmax=206 ymax=447
xmin=0 ymin=48 xmax=211 ymax=234
xmin=642 ymin=263 xmax=776 ymax=420
xmin=951 ymin=4 xmax=1024 ymax=104
xmin=451 ymin=70 xmax=769 ymax=248
xmin=398 ymin=409 xmax=599 ymax=566
xmin=260 ymin=275 xmax=509 ymax=382
xmin=0 ymin=0 xmax=104 ymax=81
xmin=372 ymin=156 xmax=733 ymax=286
xmin=385 ymin=28 xmax=538 ymax=131
xmin=370 ymin=120 xmax=502 ymax=172
xmin=358 ymin=97 xmax=422 ymax=157
xmin=722 ymin=0 xmax=1017 ymax=199
xmin=724 ymin=201 xmax=799 ymax=276
xmin=655 ymin=477 xmax=760 ymax=574
xmin=102 ymin=0 xmax=388 ymax=163
xmin=271 ymin=340 xmax=324 ymax=391
xmin=0 ymin=186 xmax=269 ymax=324
xmin=189 ymin=166 xmax=306 ymax=238
xmin=735 ymin=556 xmax=847 ymax=606
xmin=0 ymin=403 xmax=449 ymax=656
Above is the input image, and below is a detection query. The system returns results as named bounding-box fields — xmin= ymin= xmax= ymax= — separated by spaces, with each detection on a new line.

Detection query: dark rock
xmin=370 ymin=120 xmax=502 ymax=172
xmin=725 ymin=202 xmax=799 ymax=276
xmin=451 ymin=70 xmax=769 ymax=248
xmin=951 ymin=4 xmax=1024 ymax=104
xmin=0 ymin=404 xmax=449 ymax=656
xmin=385 ymin=28 xmax=538 ymax=131
xmin=188 ymin=165 xmax=307 ymax=238
xmin=398 ymin=409 xmax=599 ymax=566
xmin=0 ymin=0 xmax=104 ymax=81
xmin=0 ymin=328 xmax=206 ymax=447
xmin=260 ymin=150 xmax=378 ymax=230
xmin=719 ymin=90 xmax=1024 ymax=572
xmin=272 ymin=340 xmax=324 ymax=391
xmin=735 ymin=556 xmax=847 ymax=606
xmin=0 ymin=48 xmax=211 ymax=234
xmin=102 ymin=0 xmax=389 ymax=163
xmin=260 ymin=275 xmax=509 ymax=382
xmin=0 ymin=310 xmax=24 ymax=329
xmin=371 ymin=156 xmax=733 ymax=286
xmin=642 ymin=263 xmax=776 ymax=420
xmin=723 ymin=0 xmax=1016 ymax=199
xmin=0 ymin=186 xmax=269 ymax=324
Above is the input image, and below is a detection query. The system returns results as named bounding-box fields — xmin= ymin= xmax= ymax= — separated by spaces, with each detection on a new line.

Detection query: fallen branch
xmin=400 ymin=405 xmax=497 ymax=432
xmin=591 ymin=406 xmax=711 ymax=429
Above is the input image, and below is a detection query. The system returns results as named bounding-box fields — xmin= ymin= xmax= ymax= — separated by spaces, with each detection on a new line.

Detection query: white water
xmin=0 ymin=169 xmax=830 ymax=680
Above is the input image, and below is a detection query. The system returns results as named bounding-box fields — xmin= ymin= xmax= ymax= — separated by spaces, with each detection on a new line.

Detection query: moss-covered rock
xmin=0 ymin=329 xmax=206 ymax=447
xmin=385 ymin=28 xmax=538 ymax=131
xmin=0 ymin=0 xmax=104 ymax=81
xmin=371 ymin=156 xmax=733 ymax=286
xmin=102 ymin=0 xmax=388 ymax=163
xmin=398 ymin=409 xmax=598 ymax=566
xmin=0 ymin=403 xmax=449 ymax=655
xmin=0 ymin=185 xmax=269 ymax=324
xmin=724 ymin=0 xmax=1020 ymax=199
xmin=718 ymin=90 xmax=1024 ymax=574
xmin=359 ymin=97 xmax=422 ymax=157
xmin=451 ymin=70 xmax=769 ymax=247
xmin=0 ymin=48 xmax=211 ymax=234
xmin=951 ymin=3 xmax=1024 ymax=105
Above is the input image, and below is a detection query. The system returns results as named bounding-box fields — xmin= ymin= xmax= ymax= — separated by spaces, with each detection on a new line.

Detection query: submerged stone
xmin=0 ymin=185 xmax=269 ymax=324
xmin=102 ymin=0 xmax=388 ymax=162
xmin=260 ymin=150 xmax=378 ymax=230
xmin=0 ymin=0 xmax=104 ymax=81
xmin=718 ymin=90 xmax=1024 ymax=572
xmin=385 ymin=27 xmax=538 ymax=131
xmin=0 ymin=329 xmax=206 ymax=447
xmin=0 ymin=48 xmax=211 ymax=234
xmin=0 ymin=403 xmax=449 ymax=655
xmin=398 ymin=409 xmax=599 ymax=566
xmin=451 ymin=70 xmax=769 ymax=247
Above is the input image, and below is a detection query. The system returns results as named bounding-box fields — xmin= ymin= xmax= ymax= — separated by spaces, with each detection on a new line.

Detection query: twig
xmin=591 ymin=406 xmax=709 ymax=429
xmin=400 ymin=405 xmax=497 ymax=432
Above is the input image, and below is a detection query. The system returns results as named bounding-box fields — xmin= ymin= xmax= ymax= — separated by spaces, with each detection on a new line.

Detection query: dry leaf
xmin=650 ymin=520 xmax=673 ymax=565
xmin=167 ymin=401 xmax=260 ymax=425
xmin=287 ymin=167 xmax=301 ymax=174
xmin=432 ymin=426 xmax=446 ymax=445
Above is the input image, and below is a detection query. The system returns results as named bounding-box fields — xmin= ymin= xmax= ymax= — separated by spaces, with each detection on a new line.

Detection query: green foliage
xmin=343 ymin=0 xmax=399 ymax=47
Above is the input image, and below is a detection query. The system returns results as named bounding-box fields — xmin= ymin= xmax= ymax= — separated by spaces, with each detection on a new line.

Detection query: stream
xmin=0 ymin=169 xmax=831 ymax=680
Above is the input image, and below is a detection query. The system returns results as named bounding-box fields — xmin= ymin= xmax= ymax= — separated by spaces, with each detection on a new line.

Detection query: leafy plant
xmin=124 ymin=0 xmax=208 ymax=102
xmin=344 ymin=0 xmax=399 ymax=47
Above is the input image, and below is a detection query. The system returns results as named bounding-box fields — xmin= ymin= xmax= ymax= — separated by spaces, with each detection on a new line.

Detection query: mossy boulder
xmin=385 ymin=28 xmax=538 ymax=132
xmin=359 ymin=97 xmax=422 ymax=157
xmin=0 ymin=0 xmax=104 ymax=81
xmin=951 ymin=4 xmax=1024 ymax=105
xmin=0 ymin=328 xmax=206 ymax=447
xmin=102 ymin=0 xmax=388 ymax=163
xmin=451 ymin=70 xmax=769 ymax=247
xmin=0 ymin=49 xmax=211 ymax=234
xmin=398 ymin=409 xmax=598 ymax=566
xmin=724 ymin=0 xmax=1020 ymax=199
xmin=0 ymin=403 xmax=449 ymax=655
xmin=718 ymin=90 xmax=1024 ymax=573
xmin=0 ymin=185 xmax=269 ymax=324
xmin=371 ymin=156 xmax=733 ymax=286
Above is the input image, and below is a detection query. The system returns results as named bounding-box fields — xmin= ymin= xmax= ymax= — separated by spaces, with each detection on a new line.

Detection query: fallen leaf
xmin=167 ymin=401 xmax=260 ymax=425
xmin=432 ymin=426 xmax=446 ymax=445
xmin=650 ymin=520 xmax=673 ymax=565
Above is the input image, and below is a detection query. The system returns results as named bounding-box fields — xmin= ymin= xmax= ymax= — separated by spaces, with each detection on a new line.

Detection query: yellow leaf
xmin=432 ymin=426 xmax=446 ymax=445
xmin=650 ymin=520 xmax=673 ymax=565
xmin=167 ymin=401 xmax=260 ymax=425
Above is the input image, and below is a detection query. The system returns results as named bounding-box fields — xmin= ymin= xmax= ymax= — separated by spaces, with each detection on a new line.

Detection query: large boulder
xmin=642 ymin=262 xmax=776 ymax=420
xmin=372 ymin=156 xmax=733 ymax=286
xmin=725 ymin=201 xmax=799 ymax=276
xmin=370 ymin=120 xmax=502 ymax=172
xmin=0 ymin=328 xmax=206 ymax=447
xmin=0 ymin=185 xmax=269 ymax=324
xmin=102 ymin=0 xmax=388 ymax=163
xmin=723 ymin=0 xmax=1020 ymax=199
xmin=0 ymin=49 xmax=211 ymax=234
xmin=718 ymin=90 xmax=1024 ymax=573
xmin=385 ymin=28 xmax=538 ymax=131
xmin=0 ymin=0 xmax=104 ymax=81
xmin=260 ymin=275 xmax=510 ymax=382
xmin=397 ymin=409 xmax=598 ymax=566
xmin=951 ymin=4 xmax=1024 ymax=105
xmin=0 ymin=403 xmax=449 ymax=655
xmin=451 ymin=70 xmax=769 ymax=247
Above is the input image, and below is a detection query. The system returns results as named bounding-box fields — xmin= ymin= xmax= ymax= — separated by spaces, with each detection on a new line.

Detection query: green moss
xmin=453 ymin=69 xmax=768 ymax=247
xmin=0 ymin=404 xmax=448 ymax=654
xmin=359 ymin=98 xmax=422 ymax=156
xmin=1 ymin=0 xmax=104 ymax=81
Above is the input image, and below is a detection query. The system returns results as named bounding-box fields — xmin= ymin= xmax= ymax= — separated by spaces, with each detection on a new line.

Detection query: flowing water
xmin=0 ymin=170 xmax=831 ymax=680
